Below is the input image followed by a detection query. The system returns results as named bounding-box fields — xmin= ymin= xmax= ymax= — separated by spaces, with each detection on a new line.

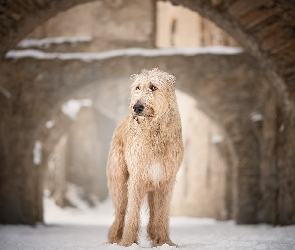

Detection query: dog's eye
xmin=135 ymin=86 xmax=140 ymax=90
xmin=150 ymin=85 xmax=157 ymax=91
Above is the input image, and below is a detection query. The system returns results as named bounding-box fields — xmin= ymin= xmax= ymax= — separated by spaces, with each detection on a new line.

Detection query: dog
xmin=107 ymin=68 xmax=183 ymax=247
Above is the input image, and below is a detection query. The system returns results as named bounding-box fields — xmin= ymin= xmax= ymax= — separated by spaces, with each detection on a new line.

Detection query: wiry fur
xmin=107 ymin=68 xmax=184 ymax=247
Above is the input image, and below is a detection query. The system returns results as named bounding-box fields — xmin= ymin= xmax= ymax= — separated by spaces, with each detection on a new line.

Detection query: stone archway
xmin=169 ymin=0 xmax=295 ymax=108
xmin=0 ymin=0 xmax=294 ymax=225
xmin=0 ymin=1 xmax=294 ymax=107
xmin=0 ymin=49 xmax=278 ymax=224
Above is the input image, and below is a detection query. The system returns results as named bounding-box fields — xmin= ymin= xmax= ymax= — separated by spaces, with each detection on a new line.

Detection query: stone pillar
xmin=0 ymin=116 xmax=42 ymax=224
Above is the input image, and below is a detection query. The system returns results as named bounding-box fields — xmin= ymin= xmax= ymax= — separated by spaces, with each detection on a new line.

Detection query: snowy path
xmin=1 ymin=219 xmax=295 ymax=250
xmin=1 ymin=195 xmax=294 ymax=250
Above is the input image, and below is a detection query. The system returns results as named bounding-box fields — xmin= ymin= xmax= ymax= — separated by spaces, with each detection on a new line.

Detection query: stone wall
xmin=1 ymin=0 xmax=294 ymax=107
xmin=18 ymin=0 xmax=238 ymax=52
xmin=46 ymin=135 xmax=68 ymax=207
xmin=21 ymin=0 xmax=156 ymax=52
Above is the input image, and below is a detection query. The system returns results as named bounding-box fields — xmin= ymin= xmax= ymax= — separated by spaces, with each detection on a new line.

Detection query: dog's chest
xmin=148 ymin=162 xmax=162 ymax=187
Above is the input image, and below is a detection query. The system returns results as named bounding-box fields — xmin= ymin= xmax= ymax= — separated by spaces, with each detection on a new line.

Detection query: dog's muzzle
xmin=133 ymin=103 xmax=144 ymax=115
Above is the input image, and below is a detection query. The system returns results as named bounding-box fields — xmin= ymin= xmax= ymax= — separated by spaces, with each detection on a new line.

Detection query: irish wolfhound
xmin=107 ymin=68 xmax=184 ymax=247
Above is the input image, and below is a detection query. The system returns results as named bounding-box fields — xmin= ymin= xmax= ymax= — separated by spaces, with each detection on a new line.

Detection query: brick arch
xmin=170 ymin=0 xmax=295 ymax=110
xmin=0 ymin=0 xmax=96 ymax=59
xmin=0 ymin=0 xmax=294 ymax=109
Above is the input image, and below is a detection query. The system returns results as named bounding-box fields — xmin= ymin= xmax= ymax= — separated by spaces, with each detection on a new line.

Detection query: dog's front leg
xmin=107 ymin=176 xmax=128 ymax=244
xmin=119 ymin=179 xmax=145 ymax=247
xmin=149 ymin=183 xmax=177 ymax=247
xmin=107 ymin=131 xmax=128 ymax=244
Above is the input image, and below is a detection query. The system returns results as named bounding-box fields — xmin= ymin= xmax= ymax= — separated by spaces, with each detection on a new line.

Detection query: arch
xmin=0 ymin=0 xmax=97 ymax=59
xmin=0 ymin=0 xmax=294 ymax=109
xmin=169 ymin=0 xmax=295 ymax=110
xmin=0 ymin=49 xmax=272 ymax=223
xmin=0 ymin=0 xmax=294 ymax=225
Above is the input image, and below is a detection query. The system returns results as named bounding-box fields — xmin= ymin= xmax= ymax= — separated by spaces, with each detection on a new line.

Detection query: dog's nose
xmin=133 ymin=103 xmax=144 ymax=114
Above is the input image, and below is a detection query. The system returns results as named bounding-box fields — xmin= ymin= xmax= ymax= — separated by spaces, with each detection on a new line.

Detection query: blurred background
xmin=0 ymin=0 xmax=294 ymax=227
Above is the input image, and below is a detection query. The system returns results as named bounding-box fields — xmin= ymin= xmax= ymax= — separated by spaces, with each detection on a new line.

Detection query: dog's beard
xmin=133 ymin=114 xmax=152 ymax=123
xmin=132 ymin=105 xmax=154 ymax=119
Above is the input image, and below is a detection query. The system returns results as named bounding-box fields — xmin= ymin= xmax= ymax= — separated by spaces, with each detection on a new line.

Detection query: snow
xmin=250 ymin=112 xmax=263 ymax=122
xmin=279 ymin=124 xmax=285 ymax=133
xmin=61 ymin=99 xmax=93 ymax=120
xmin=17 ymin=36 xmax=92 ymax=48
xmin=2 ymin=186 xmax=294 ymax=250
xmin=0 ymin=85 xmax=11 ymax=98
xmin=43 ymin=187 xmax=114 ymax=226
xmin=211 ymin=134 xmax=224 ymax=144
xmin=5 ymin=46 xmax=244 ymax=62
xmin=45 ymin=120 xmax=55 ymax=129
xmin=0 ymin=227 xmax=292 ymax=250
xmin=33 ymin=140 xmax=42 ymax=165
xmin=1 ymin=190 xmax=295 ymax=250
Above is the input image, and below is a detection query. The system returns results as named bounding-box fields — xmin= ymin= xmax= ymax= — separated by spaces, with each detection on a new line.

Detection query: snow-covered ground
xmin=1 ymin=189 xmax=295 ymax=250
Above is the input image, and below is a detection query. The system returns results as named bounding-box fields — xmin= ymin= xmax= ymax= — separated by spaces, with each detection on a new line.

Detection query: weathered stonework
xmin=25 ymin=0 xmax=155 ymax=52
xmin=0 ymin=0 xmax=294 ymax=108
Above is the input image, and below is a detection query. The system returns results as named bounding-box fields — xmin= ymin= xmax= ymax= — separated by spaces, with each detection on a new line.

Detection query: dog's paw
xmin=107 ymin=237 xmax=121 ymax=244
xmin=119 ymin=239 xmax=138 ymax=247
xmin=152 ymin=239 xmax=178 ymax=248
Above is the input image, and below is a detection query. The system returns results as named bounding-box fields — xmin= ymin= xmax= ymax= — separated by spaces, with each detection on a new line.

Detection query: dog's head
xmin=129 ymin=68 xmax=176 ymax=120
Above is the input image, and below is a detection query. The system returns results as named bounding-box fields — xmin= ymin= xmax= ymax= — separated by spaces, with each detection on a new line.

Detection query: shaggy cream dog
xmin=107 ymin=68 xmax=183 ymax=247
